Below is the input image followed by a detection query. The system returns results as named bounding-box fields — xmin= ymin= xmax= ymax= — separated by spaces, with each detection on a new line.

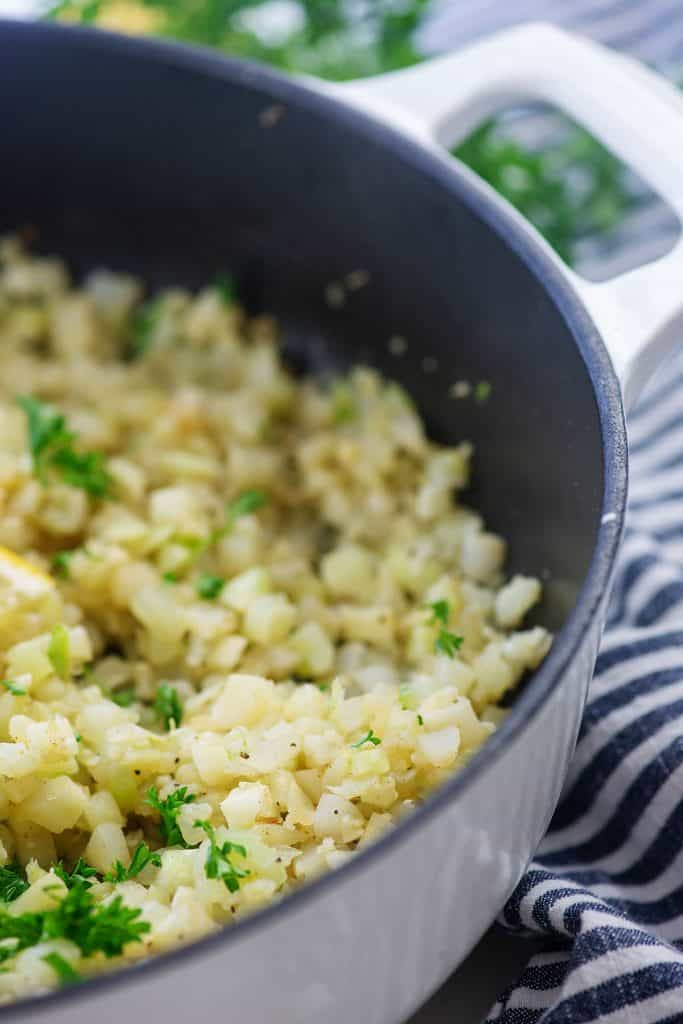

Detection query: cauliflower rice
xmin=0 ymin=235 xmax=551 ymax=1000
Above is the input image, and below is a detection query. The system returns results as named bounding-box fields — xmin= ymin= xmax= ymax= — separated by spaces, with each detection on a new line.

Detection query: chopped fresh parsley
xmin=0 ymin=910 xmax=43 ymax=961
xmin=435 ymin=631 xmax=464 ymax=658
xmin=146 ymin=786 xmax=196 ymax=848
xmin=179 ymin=490 xmax=268 ymax=564
xmin=17 ymin=396 xmax=111 ymax=496
xmin=0 ymin=882 xmax=149 ymax=966
xmin=0 ymin=679 xmax=26 ymax=696
xmin=474 ymin=380 xmax=492 ymax=403
xmin=43 ymin=951 xmax=81 ymax=986
xmin=213 ymin=271 xmax=235 ymax=306
xmin=330 ymin=381 xmax=355 ymax=425
xmin=47 ymin=623 xmax=70 ymax=678
xmin=127 ymin=298 xmax=161 ymax=359
xmin=104 ymin=843 xmax=160 ymax=883
xmin=16 ymin=395 xmax=73 ymax=482
xmin=54 ymin=858 xmax=99 ymax=891
xmin=162 ymin=571 xmax=179 ymax=583
xmin=153 ymin=683 xmax=182 ymax=731
xmin=417 ymin=713 xmax=424 ymax=726
xmin=226 ymin=489 xmax=267 ymax=524
xmin=425 ymin=600 xmax=464 ymax=658
xmin=49 ymin=447 xmax=111 ymax=497
xmin=350 ymin=729 xmax=381 ymax=749
xmin=196 ymin=574 xmax=224 ymax=600
xmin=426 ymin=600 xmax=450 ymax=627
xmin=52 ymin=549 xmax=76 ymax=578
xmin=44 ymin=883 xmax=149 ymax=958
xmin=109 ymin=686 xmax=136 ymax=708
xmin=194 ymin=820 xmax=250 ymax=893
xmin=0 ymin=864 xmax=28 ymax=903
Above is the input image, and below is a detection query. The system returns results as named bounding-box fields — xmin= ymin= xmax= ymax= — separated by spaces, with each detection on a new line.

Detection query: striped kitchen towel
xmin=420 ymin=1 xmax=683 ymax=1021
xmin=485 ymin=366 xmax=683 ymax=1021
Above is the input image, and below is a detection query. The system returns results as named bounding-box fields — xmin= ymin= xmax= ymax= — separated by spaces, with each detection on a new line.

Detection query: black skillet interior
xmin=0 ymin=21 xmax=604 ymax=635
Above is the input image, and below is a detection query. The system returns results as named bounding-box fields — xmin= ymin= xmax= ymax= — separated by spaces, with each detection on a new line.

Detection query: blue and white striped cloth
xmin=421 ymin=1 xmax=683 ymax=1019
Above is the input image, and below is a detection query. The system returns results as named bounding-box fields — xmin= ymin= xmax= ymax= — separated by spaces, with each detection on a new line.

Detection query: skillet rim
xmin=0 ymin=17 xmax=628 ymax=1017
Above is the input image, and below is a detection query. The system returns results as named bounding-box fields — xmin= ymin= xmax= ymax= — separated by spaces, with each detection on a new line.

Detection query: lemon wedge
xmin=0 ymin=546 xmax=55 ymax=598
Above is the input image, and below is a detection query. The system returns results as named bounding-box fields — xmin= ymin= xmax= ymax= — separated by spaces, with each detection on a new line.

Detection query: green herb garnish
xmin=109 ymin=686 xmax=136 ymax=708
xmin=0 ymin=864 xmax=28 ymax=903
xmin=17 ymin=396 xmax=111 ymax=496
xmin=146 ymin=786 xmax=196 ymax=848
xmin=44 ymin=883 xmax=149 ymax=958
xmin=0 ymin=882 xmax=149 ymax=966
xmin=43 ymin=951 xmax=81 ymax=986
xmin=0 ymin=679 xmax=26 ymax=696
xmin=226 ymin=489 xmax=267 ymax=524
xmin=153 ymin=683 xmax=182 ymax=731
xmin=54 ymin=858 xmax=99 ymax=891
xmin=425 ymin=600 xmax=464 ymax=658
xmin=473 ymin=380 xmax=492 ymax=403
xmin=52 ymin=549 xmax=76 ymax=579
xmin=330 ymin=381 xmax=355 ymax=425
xmin=194 ymin=820 xmax=250 ymax=893
xmin=426 ymin=600 xmax=449 ymax=626
xmin=196 ymin=574 xmax=224 ymax=600
xmin=162 ymin=571 xmax=179 ymax=584
xmin=104 ymin=843 xmax=161 ymax=883
xmin=127 ymin=298 xmax=161 ymax=359
xmin=213 ymin=271 xmax=235 ymax=306
xmin=49 ymin=448 xmax=110 ymax=497
xmin=47 ymin=624 xmax=70 ymax=678
xmin=16 ymin=395 xmax=73 ymax=482
xmin=417 ymin=713 xmax=424 ymax=726
xmin=350 ymin=729 xmax=381 ymax=749
xmin=434 ymin=631 xmax=464 ymax=658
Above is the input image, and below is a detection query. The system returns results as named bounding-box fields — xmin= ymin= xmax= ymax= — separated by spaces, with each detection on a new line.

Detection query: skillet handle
xmin=339 ymin=22 xmax=683 ymax=411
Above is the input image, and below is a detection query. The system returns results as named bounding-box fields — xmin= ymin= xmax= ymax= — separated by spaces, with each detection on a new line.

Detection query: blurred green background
xmin=45 ymin=0 xmax=645 ymax=266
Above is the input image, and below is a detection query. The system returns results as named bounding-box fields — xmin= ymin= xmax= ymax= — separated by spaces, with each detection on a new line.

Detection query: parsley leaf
xmin=43 ymin=951 xmax=81 ymax=986
xmin=226 ymin=489 xmax=267 ymax=524
xmin=426 ymin=600 xmax=450 ymax=627
xmin=104 ymin=843 xmax=161 ymax=883
xmin=42 ymin=883 xmax=149 ymax=958
xmin=47 ymin=623 xmax=70 ymax=678
xmin=17 ymin=396 xmax=111 ymax=497
xmin=16 ymin=395 xmax=73 ymax=482
xmin=52 ymin=550 xmax=76 ymax=579
xmin=162 ymin=571 xmax=179 ymax=583
xmin=213 ymin=271 xmax=235 ymax=306
xmin=49 ymin=447 xmax=111 ymax=497
xmin=350 ymin=729 xmax=381 ymax=749
xmin=473 ymin=380 xmax=492 ymax=403
xmin=109 ymin=686 xmax=136 ymax=708
xmin=425 ymin=600 xmax=464 ymax=658
xmin=127 ymin=298 xmax=161 ymax=359
xmin=434 ymin=630 xmax=464 ymax=657
xmin=0 ymin=909 xmax=43 ymax=958
xmin=196 ymin=574 xmax=224 ymax=600
xmin=194 ymin=820 xmax=250 ymax=893
xmin=146 ymin=786 xmax=196 ymax=848
xmin=54 ymin=858 xmax=99 ymax=890
xmin=153 ymin=683 xmax=182 ymax=731
xmin=330 ymin=381 xmax=355 ymax=425
xmin=0 ymin=679 xmax=26 ymax=696
xmin=0 ymin=864 xmax=28 ymax=903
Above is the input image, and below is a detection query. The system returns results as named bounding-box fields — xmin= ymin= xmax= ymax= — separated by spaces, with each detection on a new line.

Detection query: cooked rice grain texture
xmin=0 ymin=237 xmax=550 ymax=1000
